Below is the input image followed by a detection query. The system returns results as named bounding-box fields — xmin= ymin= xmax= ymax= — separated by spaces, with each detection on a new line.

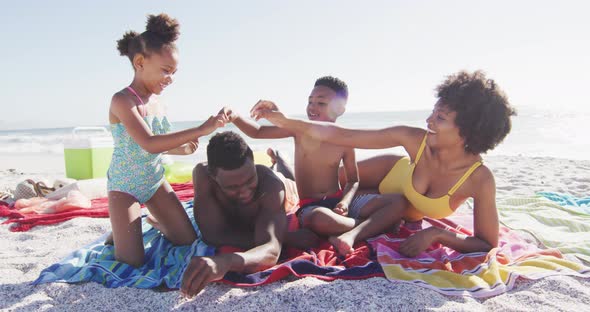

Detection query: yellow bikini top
xmin=402 ymin=135 xmax=482 ymax=219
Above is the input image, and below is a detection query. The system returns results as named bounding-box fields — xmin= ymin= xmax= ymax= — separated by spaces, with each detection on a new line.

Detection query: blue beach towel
xmin=33 ymin=201 xmax=215 ymax=289
xmin=538 ymin=192 xmax=590 ymax=214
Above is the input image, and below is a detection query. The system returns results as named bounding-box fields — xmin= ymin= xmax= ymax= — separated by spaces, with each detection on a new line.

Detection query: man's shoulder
xmin=193 ymin=162 xmax=213 ymax=184
xmin=193 ymin=162 xmax=207 ymax=174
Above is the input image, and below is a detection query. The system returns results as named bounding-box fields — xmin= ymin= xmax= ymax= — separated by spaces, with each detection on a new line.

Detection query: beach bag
xmin=33 ymin=181 xmax=56 ymax=197
xmin=14 ymin=179 xmax=55 ymax=200
xmin=14 ymin=180 xmax=38 ymax=200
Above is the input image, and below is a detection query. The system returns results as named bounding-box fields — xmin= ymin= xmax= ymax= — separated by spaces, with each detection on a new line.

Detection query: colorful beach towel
xmin=372 ymin=212 xmax=590 ymax=298
xmin=33 ymin=201 xmax=214 ymax=288
xmin=33 ymin=200 xmax=383 ymax=289
xmin=496 ymin=195 xmax=590 ymax=264
xmin=0 ymin=183 xmax=194 ymax=232
xmin=33 ymin=192 xmax=590 ymax=297
xmin=220 ymin=240 xmax=383 ymax=287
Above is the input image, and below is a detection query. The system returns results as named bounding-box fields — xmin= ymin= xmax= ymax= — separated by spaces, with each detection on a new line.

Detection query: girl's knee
xmin=115 ymin=251 xmax=144 ymax=268
xmin=170 ymin=237 xmax=196 ymax=246
xmin=163 ymin=226 xmax=197 ymax=246
xmin=173 ymin=232 xmax=198 ymax=246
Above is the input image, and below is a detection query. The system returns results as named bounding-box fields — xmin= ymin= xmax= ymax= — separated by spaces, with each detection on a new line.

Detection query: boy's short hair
xmin=314 ymin=76 xmax=348 ymax=99
xmin=207 ymin=131 xmax=254 ymax=175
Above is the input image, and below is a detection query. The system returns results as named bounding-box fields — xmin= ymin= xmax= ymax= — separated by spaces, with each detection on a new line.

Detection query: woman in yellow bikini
xmin=251 ymin=70 xmax=516 ymax=257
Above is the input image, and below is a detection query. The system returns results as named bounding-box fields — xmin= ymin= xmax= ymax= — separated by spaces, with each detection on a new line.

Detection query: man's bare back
xmin=193 ymin=163 xmax=285 ymax=249
xmin=181 ymin=131 xmax=287 ymax=297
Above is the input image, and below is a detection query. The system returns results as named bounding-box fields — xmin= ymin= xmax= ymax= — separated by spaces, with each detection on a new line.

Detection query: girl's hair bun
xmin=146 ymin=13 xmax=180 ymax=44
xmin=116 ymin=31 xmax=139 ymax=56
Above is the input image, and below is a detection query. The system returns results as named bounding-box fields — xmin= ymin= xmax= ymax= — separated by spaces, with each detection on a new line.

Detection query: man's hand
xmin=333 ymin=202 xmax=349 ymax=216
xmin=399 ymin=227 xmax=439 ymax=257
xmin=180 ymin=255 xmax=232 ymax=298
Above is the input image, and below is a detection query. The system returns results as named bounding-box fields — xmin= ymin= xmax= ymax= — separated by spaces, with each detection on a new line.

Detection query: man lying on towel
xmin=181 ymin=131 xmax=293 ymax=297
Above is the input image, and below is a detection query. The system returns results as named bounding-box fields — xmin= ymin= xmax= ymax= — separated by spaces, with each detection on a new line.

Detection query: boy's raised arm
xmin=221 ymin=105 xmax=293 ymax=139
xmin=251 ymin=100 xmax=419 ymax=150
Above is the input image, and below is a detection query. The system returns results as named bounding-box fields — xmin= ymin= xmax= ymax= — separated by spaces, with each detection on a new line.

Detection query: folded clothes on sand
xmin=1 ymin=183 xmax=194 ymax=232
xmin=14 ymin=191 xmax=91 ymax=214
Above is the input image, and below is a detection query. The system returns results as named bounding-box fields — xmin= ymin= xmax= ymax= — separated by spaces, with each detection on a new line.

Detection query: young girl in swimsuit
xmin=108 ymin=13 xmax=228 ymax=267
xmin=251 ymin=70 xmax=516 ymax=257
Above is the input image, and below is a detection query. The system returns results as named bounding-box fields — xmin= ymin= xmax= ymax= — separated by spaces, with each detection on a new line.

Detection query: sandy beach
xmin=3 ymin=0 xmax=590 ymax=309
xmin=1 ymin=154 xmax=589 ymax=311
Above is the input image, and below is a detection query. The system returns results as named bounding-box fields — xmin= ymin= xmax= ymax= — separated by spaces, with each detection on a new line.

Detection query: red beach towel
xmin=0 ymin=183 xmax=194 ymax=232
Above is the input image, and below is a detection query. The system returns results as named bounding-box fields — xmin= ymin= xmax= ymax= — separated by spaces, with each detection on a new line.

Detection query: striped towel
xmin=32 ymin=201 xmax=215 ymax=289
xmin=373 ymin=212 xmax=590 ymax=298
xmin=32 ymin=201 xmax=383 ymax=290
xmin=496 ymin=195 xmax=590 ymax=264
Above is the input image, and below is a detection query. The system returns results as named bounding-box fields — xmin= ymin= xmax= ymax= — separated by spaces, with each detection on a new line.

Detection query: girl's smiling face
xmin=135 ymin=47 xmax=178 ymax=95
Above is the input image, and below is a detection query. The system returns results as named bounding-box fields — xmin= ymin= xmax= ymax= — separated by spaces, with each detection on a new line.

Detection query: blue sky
xmin=2 ymin=1 xmax=589 ymax=130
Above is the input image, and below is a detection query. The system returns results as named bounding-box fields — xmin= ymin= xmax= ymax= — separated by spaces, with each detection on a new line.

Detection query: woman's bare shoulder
xmin=469 ymin=163 xmax=496 ymax=196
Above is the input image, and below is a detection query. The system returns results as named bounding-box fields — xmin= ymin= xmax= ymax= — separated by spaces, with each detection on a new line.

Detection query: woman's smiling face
xmin=425 ymin=100 xmax=464 ymax=149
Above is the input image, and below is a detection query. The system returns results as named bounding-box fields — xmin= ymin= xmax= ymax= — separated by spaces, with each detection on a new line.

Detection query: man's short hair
xmin=314 ymin=76 xmax=348 ymax=99
xmin=207 ymin=131 xmax=254 ymax=175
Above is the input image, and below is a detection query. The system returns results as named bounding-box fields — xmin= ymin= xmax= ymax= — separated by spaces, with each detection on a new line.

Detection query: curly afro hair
xmin=207 ymin=131 xmax=254 ymax=176
xmin=116 ymin=13 xmax=180 ymax=62
xmin=314 ymin=76 xmax=349 ymax=99
xmin=436 ymin=70 xmax=516 ymax=154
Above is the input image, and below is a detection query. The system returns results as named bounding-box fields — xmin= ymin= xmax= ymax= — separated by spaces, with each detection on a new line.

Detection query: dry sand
xmin=1 ymin=155 xmax=590 ymax=311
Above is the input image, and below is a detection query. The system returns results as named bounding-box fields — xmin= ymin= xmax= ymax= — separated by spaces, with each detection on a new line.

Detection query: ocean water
xmin=1 ymin=108 xmax=588 ymax=166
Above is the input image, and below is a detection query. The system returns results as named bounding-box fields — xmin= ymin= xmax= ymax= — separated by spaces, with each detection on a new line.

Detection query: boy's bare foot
xmin=266 ymin=148 xmax=278 ymax=167
xmin=285 ymin=228 xmax=321 ymax=249
xmin=329 ymin=234 xmax=355 ymax=256
xmin=267 ymin=148 xmax=295 ymax=180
